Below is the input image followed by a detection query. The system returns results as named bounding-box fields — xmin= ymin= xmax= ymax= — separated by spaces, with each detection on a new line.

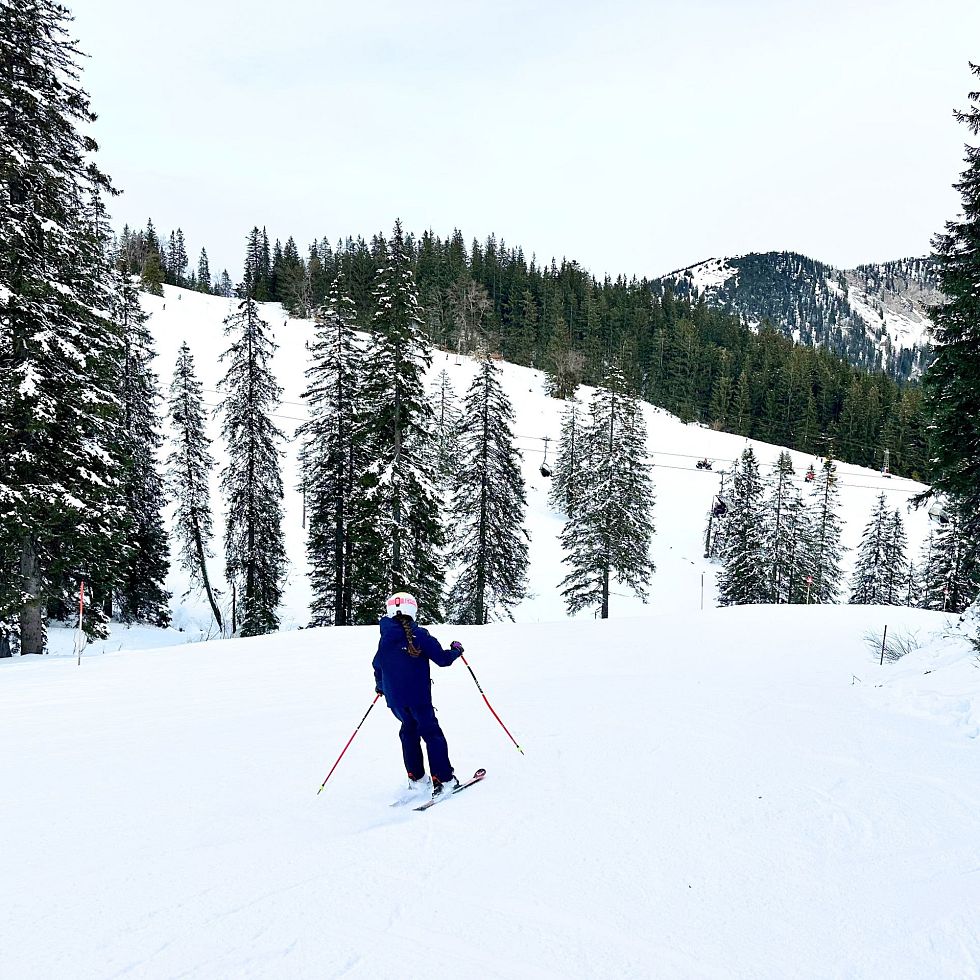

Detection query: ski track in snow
xmin=2 ymin=288 xmax=979 ymax=978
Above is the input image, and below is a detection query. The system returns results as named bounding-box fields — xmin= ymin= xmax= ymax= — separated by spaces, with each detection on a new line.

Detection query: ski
xmin=413 ymin=768 xmax=486 ymax=811
xmin=390 ymin=785 xmax=430 ymax=808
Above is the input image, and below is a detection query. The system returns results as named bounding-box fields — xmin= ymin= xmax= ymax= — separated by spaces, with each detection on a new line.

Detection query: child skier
xmin=372 ymin=592 xmax=464 ymax=799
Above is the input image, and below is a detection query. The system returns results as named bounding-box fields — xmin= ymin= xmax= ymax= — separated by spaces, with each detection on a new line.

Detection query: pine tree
xmin=114 ymin=274 xmax=171 ymax=624
xmin=351 ymin=221 xmax=446 ymax=623
xmin=849 ymin=493 xmax=890 ymax=604
xmin=430 ymin=369 xmax=462 ymax=492
xmin=882 ymin=508 xmax=909 ymax=605
xmin=0 ymin=1 xmax=128 ymax=653
xmin=805 ymin=459 xmax=845 ymax=603
xmin=141 ymin=219 xmax=165 ymax=295
xmin=902 ymin=559 xmax=921 ymax=607
xmin=166 ymin=342 xmax=223 ymax=631
xmin=559 ymin=364 xmax=655 ymax=618
xmin=276 ymin=236 xmax=308 ymax=315
xmin=550 ymin=398 xmax=585 ymax=517
xmin=923 ymin=64 xmax=980 ymax=562
xmin=167 ymin=228 xmax=188 ymax=287
xmin=243 ymin=227 xmax=271 ymax=302
xmin=448 ymin=354 xmax=529 ymax=623
xmin=218 ymin=273 xmax=287 ymax=635
xmin=920 ymin=506 xmax=980 ymax=613
xmin=718 ymin=447 xmax=769 ymax=605
xmin=297 ymin=271 xmax=363 ymax=626
xmin=196 ymin=248 xmax=211 ymax=293
xmin=924 ymin=63 xmax=980 ymax=628
xmin=780 ymin=481 xmax=811 ymax=603
xmin=764 ymin=451 xmax=797 ymax=603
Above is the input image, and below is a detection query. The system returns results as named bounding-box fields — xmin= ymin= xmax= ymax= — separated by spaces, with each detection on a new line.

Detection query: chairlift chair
xmin=540 ymin=435 xmax=553 ymax=478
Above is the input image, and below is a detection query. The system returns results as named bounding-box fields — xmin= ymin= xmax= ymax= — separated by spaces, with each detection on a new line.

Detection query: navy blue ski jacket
xmin=372 ymin=616 xmax=460 ymax=707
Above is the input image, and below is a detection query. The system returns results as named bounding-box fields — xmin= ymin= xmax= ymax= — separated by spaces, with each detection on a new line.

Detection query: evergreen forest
xmin=118 ymin=220 xmax=932 ymax=481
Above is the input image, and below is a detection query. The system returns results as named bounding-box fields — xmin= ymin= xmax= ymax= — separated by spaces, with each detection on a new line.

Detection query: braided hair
xmin=394 ymin=611 xmax=421 ymax=657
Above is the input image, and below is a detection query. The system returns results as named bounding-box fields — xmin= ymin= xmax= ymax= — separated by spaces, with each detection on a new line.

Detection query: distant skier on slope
xmin=373 ymin=592 xmax=464 ymax=800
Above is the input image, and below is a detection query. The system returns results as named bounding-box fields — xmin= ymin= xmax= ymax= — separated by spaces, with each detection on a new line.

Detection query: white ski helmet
xmin=386 ymin=592 xmax=418 ymax=620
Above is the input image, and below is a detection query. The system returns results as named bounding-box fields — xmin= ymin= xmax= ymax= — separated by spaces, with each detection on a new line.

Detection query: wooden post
xmin=880 ymin=625 xmax=888 ymax=666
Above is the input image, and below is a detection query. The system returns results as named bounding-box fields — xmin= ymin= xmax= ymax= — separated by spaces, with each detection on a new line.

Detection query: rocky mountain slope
xmin=656 ymin=253 xmax=941 ymax=379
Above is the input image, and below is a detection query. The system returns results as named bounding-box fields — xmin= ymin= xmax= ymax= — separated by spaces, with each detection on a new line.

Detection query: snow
xmin=845 ymin=284 xmax=933 ymax=353
xmin=3 ymin=606 xmax=979 ymax=978
xmin=2 ymin=287 xmax=977 ymax=978
xmin=668 ymin=256 xmax=737 ymax=296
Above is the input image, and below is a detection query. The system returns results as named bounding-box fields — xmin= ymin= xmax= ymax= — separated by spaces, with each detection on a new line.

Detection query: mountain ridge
xmin=654 ymin=251 xmax=941 ymax=380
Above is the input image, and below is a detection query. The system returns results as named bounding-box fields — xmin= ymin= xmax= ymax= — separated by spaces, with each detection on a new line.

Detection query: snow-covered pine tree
xmin=718 ymin=447 xmax=769 ymax=606
xmin=429 ymin=368 xmax=461 ymax=493
xmin=297 ymin=270 xmax=363 ymax=627
xmin=549 ymin=398 xmax=584 ymax=517
xmin=217 ymin=273 xmax=287 ymax=635
xmin=805 ymin=459 xmax=845 ymax=603
xmin=350 ymin=220 xmax=446 ymax=623
xmin=780 ymin=481 xmax=811 ymax=604
xmin=923 ymin=64 xmax=980 ymax=574
xmin=0 ymin=1 xmax=128 ymax=654
xmin=882 ymin=508 xmax=909 ymax=606
xmin=764 ymin=451 xmax=797 ymax=603
xmin=917 ymin=530 xmax=941 ymax=610
xmin=849 ymin=493 xmax=890 ymax=604
xmin=447 ymin=353 xmax=529 ymax=624
xmin=114 ymin=274 xmax=171 ymax=625
xmin=166 ymin=342 xmax=222 ymax=631
xmin=920 ymin=505 xmax=980 ymax=613
xmin=559 ymin=364 xmax=655 ymax=618
xmin=903 ymin=559 xmax=921 ymax=608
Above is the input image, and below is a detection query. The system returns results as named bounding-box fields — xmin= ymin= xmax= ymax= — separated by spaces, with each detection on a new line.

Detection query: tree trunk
xmin=18 ymin=537 xmax=44 ymax=654
xmin=192 ymin=517 xmax=223 ymax=632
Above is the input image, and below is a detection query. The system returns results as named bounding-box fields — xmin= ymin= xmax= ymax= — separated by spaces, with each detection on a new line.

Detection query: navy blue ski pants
xmin=387 ymin=701 xmax=453 ymax=782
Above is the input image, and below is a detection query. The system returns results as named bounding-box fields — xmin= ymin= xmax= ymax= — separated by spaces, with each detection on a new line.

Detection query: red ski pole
xmin=460 ymin=654 xmax=524 ymax=755
xmin=317 ymin=693 xmax=381 ymax=795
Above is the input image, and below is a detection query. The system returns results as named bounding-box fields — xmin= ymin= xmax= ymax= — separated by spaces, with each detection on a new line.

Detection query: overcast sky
xmin=75 ymin=0 xmax=979 ymax=282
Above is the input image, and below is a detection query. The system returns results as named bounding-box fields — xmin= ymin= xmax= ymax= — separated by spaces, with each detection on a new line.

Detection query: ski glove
xmin=450 ymin=641 xmax=464 ymax=655
xmin=375 ymin=687 xmax=384 ymax=697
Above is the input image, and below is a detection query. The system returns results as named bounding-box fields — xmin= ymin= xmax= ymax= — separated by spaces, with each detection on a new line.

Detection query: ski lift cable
xmin=194 ymin=394 xmax=924 ymax=492
xmin=204 ymin=386 xmax=309 ymax=411
xmin=200 ymin=400 xmax=309 ymax=426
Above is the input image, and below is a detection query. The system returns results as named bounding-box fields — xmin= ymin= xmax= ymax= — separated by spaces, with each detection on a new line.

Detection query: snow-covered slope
xmin=2 ymin=605 xmax=978 ymax=978
xmin=658 ymin=253 xmax=940 ymax=379
xmin=131 ymin=285 xmax=934 ymax=639
xmin=2 ymin=287 xmax=977 ymax=978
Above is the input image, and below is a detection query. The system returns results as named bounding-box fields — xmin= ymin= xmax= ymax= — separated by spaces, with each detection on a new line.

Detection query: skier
xmin=373 ymin=592 xmax=465 ymax=799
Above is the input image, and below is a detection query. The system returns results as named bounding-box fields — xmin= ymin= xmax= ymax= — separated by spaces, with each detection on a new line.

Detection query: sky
xmin=74 ymin=0 xmax=980 ymax=282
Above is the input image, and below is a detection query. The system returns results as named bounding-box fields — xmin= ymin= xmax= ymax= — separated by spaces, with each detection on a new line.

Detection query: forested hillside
xmin=658 ymin=252 xmax=940 ymax=380
xmin=116 ymin=225 xmax=932 ymax=480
